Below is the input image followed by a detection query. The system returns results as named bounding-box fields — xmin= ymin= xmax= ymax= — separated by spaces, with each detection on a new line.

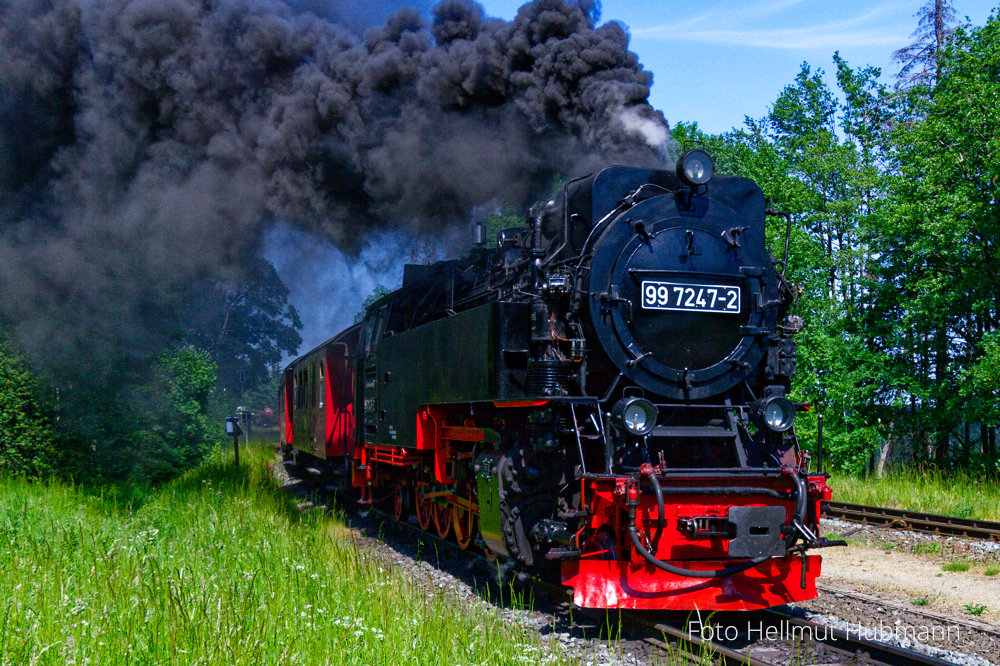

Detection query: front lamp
xmin=676 ymin=149 xmax=715 ymax=187
xmin=752 ymin=396 xmax=796 ymax=433
xmin=612 ymin=397 xmax=658 ymax=436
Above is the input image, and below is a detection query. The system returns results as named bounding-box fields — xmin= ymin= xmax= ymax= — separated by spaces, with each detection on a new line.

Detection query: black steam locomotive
xmin=279 ymin=151 xmax=841 ymax=610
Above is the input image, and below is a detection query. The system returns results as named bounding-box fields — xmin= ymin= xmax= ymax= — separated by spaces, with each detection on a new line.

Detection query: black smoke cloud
xmin=0 ymin=0 xmax=668 ymax=377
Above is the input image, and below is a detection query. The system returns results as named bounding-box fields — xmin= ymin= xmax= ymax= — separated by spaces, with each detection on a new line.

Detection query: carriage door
xmin=324 ymin=342 xmax=353 ymax=458
xmin=282 ymin=368 xmax=295 ymax=445
xmin=358 ymin=306 xmax=387 ymax=444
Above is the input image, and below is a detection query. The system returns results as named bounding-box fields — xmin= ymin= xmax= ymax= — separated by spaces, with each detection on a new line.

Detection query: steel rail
xmin=366 ymin=504 xmax=958 ymax=665
xmin=823 ymin=501 xmax=1000 ymax=541
xmin=283 ymin=461 xmax=964 ymax=664
xmin=762 ymin=610 xmax=957 ymax=666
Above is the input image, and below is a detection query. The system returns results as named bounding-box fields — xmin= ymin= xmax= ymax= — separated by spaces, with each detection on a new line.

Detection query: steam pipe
xmin=634 ymin=486 xmax=789 ymax=499
xmin=781 ymin=466 xmax=816 ymax=548
xmin=530 ymin=205 xmax=545 ymax=258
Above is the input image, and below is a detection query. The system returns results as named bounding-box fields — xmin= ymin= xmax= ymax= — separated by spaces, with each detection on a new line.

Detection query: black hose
xmin=641 ymin=465 xmax=665 ymax=548
xmin=626 ymin=504 xmax=770 ymax=578
xmin=626 ymin=467 xmax=815 ymax=578
xmin=783 ymin=468 xmax=809 ymax=549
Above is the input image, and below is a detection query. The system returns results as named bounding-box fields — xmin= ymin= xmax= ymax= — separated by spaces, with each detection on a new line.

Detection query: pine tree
xmin=892 ymin=0 xmax=959 ymax=88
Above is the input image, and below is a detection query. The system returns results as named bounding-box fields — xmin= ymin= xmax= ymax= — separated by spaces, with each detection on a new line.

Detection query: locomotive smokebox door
xmin=584 ymin=173 xmax=777 ymax=401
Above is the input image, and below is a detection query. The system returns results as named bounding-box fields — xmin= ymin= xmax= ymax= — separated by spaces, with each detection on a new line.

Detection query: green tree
xmin=0 ymin=337 xmax=74 ymax=476
xmin=182 ymin=259 xmax=302 ymax=401
xmin=354 ymin=284 xmax=391 ymax=323
xmin=875 ymin=13 xmax=1000 ymax=467
xmin=86 ymin=348 xmax=220 ymax=483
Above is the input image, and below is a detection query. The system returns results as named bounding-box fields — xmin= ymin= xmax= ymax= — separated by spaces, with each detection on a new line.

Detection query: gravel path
xmin=819 ymin=518 xmax=1000 ymax=619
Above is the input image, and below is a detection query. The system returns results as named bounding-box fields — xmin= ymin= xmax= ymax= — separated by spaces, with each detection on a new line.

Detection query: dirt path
xmin=818 ymin=543 xmax=1000 ymax=624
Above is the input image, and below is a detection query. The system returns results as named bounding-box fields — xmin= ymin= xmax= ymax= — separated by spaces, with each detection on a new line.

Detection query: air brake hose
xmin=638 ymin=464 xmax=665 ymax=548
xmin=781 ymin=466 xmax=817 ymax=548
xmin=626 ymin=465 xmax=813 ymax=578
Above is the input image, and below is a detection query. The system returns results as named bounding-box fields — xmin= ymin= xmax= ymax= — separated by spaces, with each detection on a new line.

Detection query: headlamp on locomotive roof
xmin=612 ymin=397 xmax=658 ymax=436
xmin=676 ymin=149 xmax=715 ymax=187
xmin=751 ymin=396 xmax=796 ymax=433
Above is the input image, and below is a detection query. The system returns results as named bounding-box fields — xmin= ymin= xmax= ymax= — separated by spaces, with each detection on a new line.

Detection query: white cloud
xmin=631 ymin=1 xmax=907 ymax=50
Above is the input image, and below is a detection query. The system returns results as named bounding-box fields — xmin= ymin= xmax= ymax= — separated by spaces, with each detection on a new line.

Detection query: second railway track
xmin=822 ymin=501 xmax=1000 ymax=541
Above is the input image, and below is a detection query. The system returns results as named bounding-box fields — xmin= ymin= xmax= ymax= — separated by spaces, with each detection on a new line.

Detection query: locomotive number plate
xmin=640 ymin=280 xmax=740 ymax=314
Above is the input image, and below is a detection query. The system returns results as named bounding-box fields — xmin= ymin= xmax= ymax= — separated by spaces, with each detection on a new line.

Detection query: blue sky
xmin=479 ymin=0 xmax=1000 ymax=135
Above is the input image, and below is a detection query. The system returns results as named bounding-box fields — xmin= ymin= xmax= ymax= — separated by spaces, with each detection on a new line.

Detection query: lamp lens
xmin=680 ymin=150 xmax=714 ymax=185
xmin=624 ymin=403 xmax=649 ymax=432
xmin=762 ymin=398 xmax=794 ymax=431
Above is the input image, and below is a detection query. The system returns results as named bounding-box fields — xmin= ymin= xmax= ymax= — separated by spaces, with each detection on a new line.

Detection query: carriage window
xmin=361 ymin=305 xmax=388 ymax=354
xmin=318 ymin=363 xmax=325 ymax=409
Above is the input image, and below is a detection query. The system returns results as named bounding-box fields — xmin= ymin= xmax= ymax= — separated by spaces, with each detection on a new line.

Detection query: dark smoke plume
xmin=0 ymin=0 xmax=668 ymax=379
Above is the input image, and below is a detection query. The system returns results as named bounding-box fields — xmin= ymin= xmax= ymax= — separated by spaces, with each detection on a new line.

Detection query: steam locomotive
xmin=278 ymin=151 xmax=842 ymax=610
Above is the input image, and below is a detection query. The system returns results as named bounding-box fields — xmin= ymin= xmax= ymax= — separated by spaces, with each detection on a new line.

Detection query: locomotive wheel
xmin=415 ymin=485 xmax=432 ymax=531
xmin=432 ymin=501 xmax=452 ymax=539
xmin=393 ymin=483 xmax=411 ymax=522
xmin=451 ymin=502 xmax=476 ymax=550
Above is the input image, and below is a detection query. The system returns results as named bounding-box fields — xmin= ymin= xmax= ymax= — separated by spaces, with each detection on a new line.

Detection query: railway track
xmin=823 ymin=501 xmax=1000 ymax=541
xmin=619 ymin=607 xmax=959 ymax=666
xmin=361 ymin=504 xmax=963 ymax=664
xmin=284 ymin=460 xmax=964 ymax=664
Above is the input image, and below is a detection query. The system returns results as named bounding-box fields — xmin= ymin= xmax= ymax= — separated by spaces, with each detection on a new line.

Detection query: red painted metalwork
xmin=415 ymin=484 xmax=433 ymax=531
xmin=562 ymin=555 xmax=821 ymax=610
xmin=491 ymin=399 xmax=550 ymax=408
xmin=364 ymin=443 xmax=428 ymax=467
xmin=414 ymin=407 xmax=437 ymax=451
xmin=555 ymin=472 xmax=825 ymax=610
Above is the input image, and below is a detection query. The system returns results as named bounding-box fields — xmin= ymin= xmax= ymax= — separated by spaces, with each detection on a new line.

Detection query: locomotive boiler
xmin=278 ymin=151 xmax=843 ymax=610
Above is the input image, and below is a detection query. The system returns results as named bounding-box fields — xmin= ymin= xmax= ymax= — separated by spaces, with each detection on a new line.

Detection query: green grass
xmin=986 ymin=567 xmax=1000 ymax=577
xmin=0 ymin=446 xmax=571 ymax=665
xmin=942 ymin=561 xmax=971 ymax=572
xmin=831 ymin=469 xmax=1000 ymax=521
xmin=909 ymin=595 xmax=931 ymax=606
xmin=912 ymin=542 xmax=941 ymax=555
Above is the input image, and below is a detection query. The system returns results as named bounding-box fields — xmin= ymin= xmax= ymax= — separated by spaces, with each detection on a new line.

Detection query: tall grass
xmin=0 ymin=446 xmax=569 ymax=665
xmin=831 ymin=469 xmax=1000 ymax=521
